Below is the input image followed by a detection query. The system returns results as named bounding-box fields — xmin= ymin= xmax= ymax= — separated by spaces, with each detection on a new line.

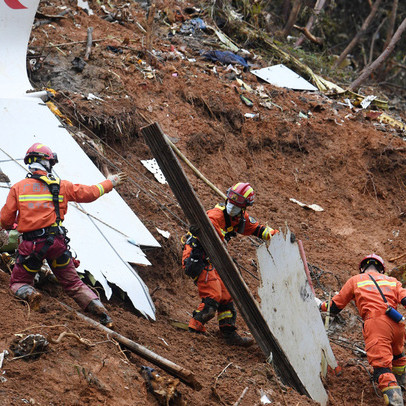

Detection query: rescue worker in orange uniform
xmin=0 ymin=143 xmax=127 ymax=328
xmin=182 ymin=182 xmax=279 ymax=347
xmin=320 ymin=254 xmax=406 ymax=406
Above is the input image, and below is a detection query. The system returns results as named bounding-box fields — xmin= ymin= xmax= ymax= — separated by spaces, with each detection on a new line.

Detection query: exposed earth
xmin=1 ymin=1 xmax=406 ymax=405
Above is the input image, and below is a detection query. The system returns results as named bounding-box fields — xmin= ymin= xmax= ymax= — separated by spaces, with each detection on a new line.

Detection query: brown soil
xmin=1 ymin=1 xmax=406 ymax=405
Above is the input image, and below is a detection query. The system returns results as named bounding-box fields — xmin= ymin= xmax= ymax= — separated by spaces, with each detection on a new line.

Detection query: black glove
xmin=189 ymin=224 xmax=200 ymax=236
xmin=190 ymin=246 xmax=204 ymax=261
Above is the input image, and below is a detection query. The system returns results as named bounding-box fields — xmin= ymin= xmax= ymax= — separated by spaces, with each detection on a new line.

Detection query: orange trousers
xmin=196 ymin=268 xmax=232 ymax=304
xmin=363 ymin=315 xmax=406 ymax=389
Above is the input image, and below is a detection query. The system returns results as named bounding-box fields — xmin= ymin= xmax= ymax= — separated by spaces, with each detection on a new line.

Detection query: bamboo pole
xmin=164 ymin=136 xmax=226 ymax=200
xmin=58 ymin=301 xmax=202 ymax=390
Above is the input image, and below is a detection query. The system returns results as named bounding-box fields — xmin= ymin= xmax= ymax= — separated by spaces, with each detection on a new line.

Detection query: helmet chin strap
xmin=28 ymin=161 xmax=52 ymax=173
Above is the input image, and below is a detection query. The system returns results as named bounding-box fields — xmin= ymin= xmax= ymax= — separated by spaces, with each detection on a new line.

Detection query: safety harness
xmin=19 ymin=173 xmax=68 ymax=272
xmin=215 ymin=202 xmax=246 ymax=241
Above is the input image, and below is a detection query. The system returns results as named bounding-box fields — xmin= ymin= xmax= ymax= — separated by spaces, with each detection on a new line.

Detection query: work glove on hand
xmin=108 ymin=172 xmax=128 ymax=187
xmin=189 ymin=224 xmax=200 ymax=236
xmin=190 ymin=246 xmax=204 ymax=262
xmin=262 ymin=227 xmax=279 ymax=241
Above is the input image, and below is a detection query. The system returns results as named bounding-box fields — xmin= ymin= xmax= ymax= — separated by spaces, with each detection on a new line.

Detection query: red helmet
xmin=226 ymin=183 xmax=255 ymax=208
xmin=24 ymin=143 xmax=58 ymax=166
xmin=359 ymin=254 xmax=385 ymax=273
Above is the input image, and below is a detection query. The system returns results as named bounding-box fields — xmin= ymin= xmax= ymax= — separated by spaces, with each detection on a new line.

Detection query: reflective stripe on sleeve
xmin=96 ymin=183 xmax=105 ymax=196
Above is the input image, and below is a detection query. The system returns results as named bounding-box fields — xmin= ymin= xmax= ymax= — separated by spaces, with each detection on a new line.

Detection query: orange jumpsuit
xmin=321 ymin=271 xmax=406 ymax=390
xmin=0 ymin=171 xmax=113 ymax=309
xmin=0 ymin=173 xmax=112 ymax=232
xmin=183 ymin=203 xmax=273 ymax=333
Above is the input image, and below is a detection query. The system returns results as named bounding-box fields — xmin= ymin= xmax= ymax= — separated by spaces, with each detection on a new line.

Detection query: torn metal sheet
xmin=257 ymin=227 xmax=337 ymax=406
xmin=251 ymin=64 xmax=318 ymax=91
xmin=0 ymin=0 xmax=39 ymax=98
xmin=156 ymin=228 xmax=170 ymax=239
xmin=0 ymin=99 xmax=159 ymax=319
xmin=290 ymin=198 xmax=324 ymax=212
xmin=141 ymin=158 xmax=167 ymax=184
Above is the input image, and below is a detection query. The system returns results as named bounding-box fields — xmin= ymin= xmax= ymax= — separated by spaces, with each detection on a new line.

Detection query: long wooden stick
xmin=58 ymin=301 xmax=202 ymax=390
xmin=84 ymin=27 xmax=94 ymax=61
xmin=390 ymin=252 xmax=406 ymax=262
xmin=165 ymin=136 xmax=226 ymax=200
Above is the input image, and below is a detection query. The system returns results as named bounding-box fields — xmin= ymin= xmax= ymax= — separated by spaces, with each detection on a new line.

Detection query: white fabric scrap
xmin=77 ymin=0 xmax=94 ymax=15
xmin=290 ymin=198 xmax=324 ymax=212
xmin=86 ymin=93 xmax=103 ymax=101
xmin=141 ymin=158 xmax=167 ymax=184
xmin=360 ymin=95 xmax=377 ymax=109
xmin=156 ymin=228 xmax=170 ymax=239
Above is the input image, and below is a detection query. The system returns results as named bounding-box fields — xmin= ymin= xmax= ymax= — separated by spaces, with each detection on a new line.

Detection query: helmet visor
xmin=227 ymin=189 xmax=251 ymax=207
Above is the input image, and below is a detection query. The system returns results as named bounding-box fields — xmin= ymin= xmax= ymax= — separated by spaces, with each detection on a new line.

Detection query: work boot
xmin=15 ymin=285 xmax=42 ymax=311
xmin=86 ymin=299 xmax=114 ymax=329
xmin=222 ymin=330 xmax=254 ymax=348
xmin=188 ymin=318 xmax=206 ymax=334
xmin=393 ymin=366 xmax=406 ymax=390
xmin=382 ymin=386 xmax=404 ymax=406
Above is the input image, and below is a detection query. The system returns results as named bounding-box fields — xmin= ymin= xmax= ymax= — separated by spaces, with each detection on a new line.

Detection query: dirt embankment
xmin=1 ymin=0 xmax=406 ymax=405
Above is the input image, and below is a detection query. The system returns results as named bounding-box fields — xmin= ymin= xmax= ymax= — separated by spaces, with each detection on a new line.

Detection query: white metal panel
xmin=251 ymin=64 xmax=318 ymax=91
xmin=0 ymin=0 xmax=160 ymax=319
xmin=257 ymin=227 xmax=337 ymax=406
xmin=0 ymin=0 xmax=39 ymax=97
xmin=0 ymin=159 xmax=156 ymax=317
xmin=0 ymin=98 xmax=159 ymax=248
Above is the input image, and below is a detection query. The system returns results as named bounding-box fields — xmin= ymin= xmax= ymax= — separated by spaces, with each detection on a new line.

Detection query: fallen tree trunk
xmin=59 ymin=301 xmax=202 ymax=391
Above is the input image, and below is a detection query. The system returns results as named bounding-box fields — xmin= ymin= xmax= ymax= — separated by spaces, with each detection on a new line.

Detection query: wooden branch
xmin=281 ymin=0 xmax=302 ymax=38
xmin=349 ymin=17 xmax=406 ymax=91
xmin=383 ymin=0 xmax=398 ymax=50
xmin=294 ymin=0 xmax=326 ymax=47
xmin=293 ymin=25 xmax=323 ymax=45
xmin=58 ymin=300 xmax=202 ymax=390
xmin=33 ymin=9 xmax=71 ymax=28
xmin=334 ymin=0 xmax=382 ymax=69
xmin=84 ymin=27 xmax=94 ymax=61
xmin=389 ymin=252 xmax=406 ymax=262
xmin=141 ymin=122 xmax=309 ymax=397
xmin=233 ymin=387 xmax=249 ymax=406
xmin=145 ymin=4 xmax=156 ymax=65
xmin=368 ymin=16 xmax=387 ymax=64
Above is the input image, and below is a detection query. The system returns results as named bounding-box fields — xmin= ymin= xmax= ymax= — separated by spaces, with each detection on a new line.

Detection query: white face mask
xmin=226 ymin=202 xmax=242 ymax=217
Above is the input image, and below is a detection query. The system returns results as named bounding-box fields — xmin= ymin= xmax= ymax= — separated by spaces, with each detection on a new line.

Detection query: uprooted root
xmin=49 ymin=331 xmax=95 ymax=347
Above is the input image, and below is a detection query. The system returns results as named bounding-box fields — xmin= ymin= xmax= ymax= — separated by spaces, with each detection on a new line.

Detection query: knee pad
xmin=51 ymin=250 xmax=72 ymax=269
xmin=18 ymin=254 xmax=42 ymax=273
xmin=218 ymin=302 xmax=237 ymax=326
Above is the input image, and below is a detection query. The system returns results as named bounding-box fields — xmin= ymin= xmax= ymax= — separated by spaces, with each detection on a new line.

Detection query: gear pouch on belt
xmin=386 ymin=306 xmax=405 ymax=323
xmin=184 ymin=258 xmax=206 ymax=280
xmin=20 ymin=253 xmax=43 ymax=273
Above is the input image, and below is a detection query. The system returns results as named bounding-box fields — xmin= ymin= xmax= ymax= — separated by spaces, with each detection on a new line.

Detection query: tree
xmin=294 ymin=0 xmax=327 ymax=48
xmin=349 ymin=17 xmax=406 ymax=91
xmin=281 ymin=0 xmax=303 ymax=38
xmin=333 ymin=0 xmax=382 ymax=69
